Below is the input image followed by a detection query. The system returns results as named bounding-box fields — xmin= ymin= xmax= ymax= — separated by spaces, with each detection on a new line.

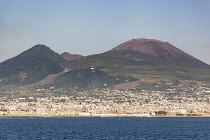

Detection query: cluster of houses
xmin=1 ymin=84 xmax=210 ymax=117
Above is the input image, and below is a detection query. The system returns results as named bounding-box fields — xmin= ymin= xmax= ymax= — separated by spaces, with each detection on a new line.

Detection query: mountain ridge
xmin=0 ymin=38 xmax=210 ymax=89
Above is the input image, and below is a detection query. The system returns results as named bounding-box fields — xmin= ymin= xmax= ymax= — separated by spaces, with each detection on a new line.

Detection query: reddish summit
xmin=111 ymin=38 xmax=190 ymax=58
xmin=108 ymin=38 xmax=209 ymax=68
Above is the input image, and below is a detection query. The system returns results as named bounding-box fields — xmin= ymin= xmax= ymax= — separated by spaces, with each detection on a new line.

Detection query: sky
xmin=0 ymin=0 xmax=210 ymax=64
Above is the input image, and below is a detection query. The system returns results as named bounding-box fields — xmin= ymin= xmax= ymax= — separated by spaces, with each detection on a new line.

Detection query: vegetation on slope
xmin=54 ymin=68 xmax=138 ymax=89
xmin=63 ymin=51 xmax=210 ymax=82
xmin=0 ymin=45 xmax=65 ymax=85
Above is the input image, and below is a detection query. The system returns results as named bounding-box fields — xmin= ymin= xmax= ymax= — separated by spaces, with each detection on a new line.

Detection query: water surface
xmin=0 ymin=117 xmax=210 ymax=140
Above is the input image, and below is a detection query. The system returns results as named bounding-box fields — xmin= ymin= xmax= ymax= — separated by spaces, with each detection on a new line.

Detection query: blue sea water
xmin=0 ymin=117 xmax=210 ymax=140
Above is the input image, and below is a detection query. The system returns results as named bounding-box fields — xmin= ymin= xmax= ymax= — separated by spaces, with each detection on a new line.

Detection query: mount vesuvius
xmin=0 ymin=38 xmax=210 ymax=88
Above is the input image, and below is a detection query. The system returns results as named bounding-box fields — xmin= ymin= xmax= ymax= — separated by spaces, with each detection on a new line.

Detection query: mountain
xmin=61 ymin=52 xmax=83 ymax=60
xmin=63 ymin=38 xmax=210 ymax=81
xmin=108 ymin=38 xmax=209 ymax=69
xmin=1 ymin=38 xmax=210 ymax=89
xmin=0 ymin=44 xmax=65 ymax=85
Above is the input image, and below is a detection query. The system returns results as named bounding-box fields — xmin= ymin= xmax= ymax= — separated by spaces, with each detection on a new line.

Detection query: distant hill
xmin=61 ymin=52 xmax=83 ymax=60
xmin=0 ymin=44 xmax=65 ymax=85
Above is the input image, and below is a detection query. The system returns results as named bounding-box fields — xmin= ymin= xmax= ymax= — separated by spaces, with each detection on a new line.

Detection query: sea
xmin=0 ymin=117 xmax=210 ymax=140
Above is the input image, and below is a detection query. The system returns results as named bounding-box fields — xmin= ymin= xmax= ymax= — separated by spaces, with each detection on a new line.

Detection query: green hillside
xmin=54 ymin=68 xmax=138 ymax=88
xmin=0 ymin=45 xmax=65 ymax=85
xmin=63 ymin=52 xmax=210 ymax=81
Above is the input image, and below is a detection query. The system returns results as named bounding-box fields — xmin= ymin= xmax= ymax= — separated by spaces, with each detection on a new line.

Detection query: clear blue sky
xmin=0 ymin=0 xmax=210 ymax=64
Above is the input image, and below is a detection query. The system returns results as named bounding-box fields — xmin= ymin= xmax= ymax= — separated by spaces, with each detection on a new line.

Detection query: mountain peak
xmin=33 ymin=44 xmax=48 ymax=47
xmin=61 ymin=52 xmax=83 ymax=60
xmin=0 ymin=44 xmax=65 ymax=84
xmin=132 ymin=38 xmax=161 ymax=42
xmin=110 ymin=38 xmax=189 ymax=58
xmin=107 ymin=38 xmax=209 ymax=68
xmin=28 ymin=44 xmax=50 ymax=51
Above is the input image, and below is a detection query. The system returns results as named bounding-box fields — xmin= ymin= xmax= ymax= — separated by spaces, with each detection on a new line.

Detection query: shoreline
xmin=1 ymin=115 xmax=210 ymax=118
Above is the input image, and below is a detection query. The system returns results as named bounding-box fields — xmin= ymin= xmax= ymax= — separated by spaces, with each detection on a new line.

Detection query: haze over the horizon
xmin=0 ymin=0 xmax=210 ymax=64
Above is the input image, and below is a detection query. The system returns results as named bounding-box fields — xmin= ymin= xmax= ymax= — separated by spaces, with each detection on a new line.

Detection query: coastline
xmin=1 ymin=114 xmax=210 ymax=118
